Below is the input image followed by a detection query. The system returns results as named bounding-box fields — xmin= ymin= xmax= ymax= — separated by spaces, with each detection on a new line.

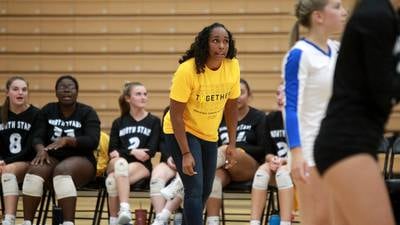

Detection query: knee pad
xmin=53 ymin=175 xmax=77 ymax=200
xmin=22 ymin=174 xmax=44 ymax=197
xmin=209 ymin=177 xmax=222 ymax=199
xmin=150 ymin=178 xmax=166 ymax=196
xmin=252 ymin=169 xmax=269 ymax=190
xmin=1 ymin=173 xmax=19 ymax=196
xmin=276 ymin=168 xmax=293 ymax=190
xmin=216 ymin=148 xmax=226 ymax=169
xmin=105 ymin=175 xmax=118 ymax=197
xmin=114 ymin=158 xmax=129 ymax=177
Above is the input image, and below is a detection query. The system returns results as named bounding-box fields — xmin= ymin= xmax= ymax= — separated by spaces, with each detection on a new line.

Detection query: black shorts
xmin=314 ymin=117 xmax=382 ymax=175
xmin=314 ymin=140 xmax=378 ymax=175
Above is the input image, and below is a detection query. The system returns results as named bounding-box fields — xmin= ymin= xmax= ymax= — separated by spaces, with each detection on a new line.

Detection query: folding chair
xmin=384 ymin=135 xmax=400 ymax=223
xmin=93 ymin=177 xmax=154 ymax=225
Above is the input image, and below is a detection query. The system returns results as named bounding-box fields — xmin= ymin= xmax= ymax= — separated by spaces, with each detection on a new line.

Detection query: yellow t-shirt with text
xmin=163 ymin=58 xmax=240 ymax=142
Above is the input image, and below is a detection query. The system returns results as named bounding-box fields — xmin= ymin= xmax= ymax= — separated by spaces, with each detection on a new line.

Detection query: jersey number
xmin=276 ymin=141 xmax=289 ymax=158
xmin=128 ymin=137 xmax=140 ymax=150
xmin=9 ymin=133 xmax=22 ymax=154
xmin=51 ymin=127 xmax=75 ymax=141
xmin=220 ymin=131 xmax=246 ymax=144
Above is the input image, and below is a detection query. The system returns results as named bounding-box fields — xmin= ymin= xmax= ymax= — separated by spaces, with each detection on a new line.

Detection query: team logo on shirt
xmin=0 ymin=121 xmax=31 ymax=131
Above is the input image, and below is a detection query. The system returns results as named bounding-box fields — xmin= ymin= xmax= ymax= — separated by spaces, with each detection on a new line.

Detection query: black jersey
xmin=109 ymin=113 xmax=161 ymax=170
xmin=265 ymin=111 xmax=288 ymax=159
xmin=0 ymin=105 xmax=39 ymax=163
xmin=315 ymin=0 xmax=400 ymax=154
xmin=218 ymin=107 xmax=267 ymax=164
xmin=32 ymin=102 xmax=100 ymax=165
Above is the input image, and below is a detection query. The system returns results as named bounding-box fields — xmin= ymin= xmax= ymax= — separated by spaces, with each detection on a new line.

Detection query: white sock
xmin=63 ymin=221 xmax=74 ymax=225
xmin=120 ymin=202 xmax=130 ymax=210
xmin=109 ymin=216 xmax=118 ymax=225
xmin=157 ymin=209 xmax=171 ymax=222
xmin=4 ymin=214 xmax=15 ymax=222
xmin=206 ymin=216 xmax=219 ymax=225
xmin=280 ymin=221 xmax=291 ymax=225
xmin=250 ymin=220 xmax=260 ymax=225
xmin=22 ymin=221 xmax=32 ymax=225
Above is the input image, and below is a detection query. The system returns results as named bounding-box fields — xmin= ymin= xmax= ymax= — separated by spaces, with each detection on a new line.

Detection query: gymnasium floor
xmin=11 ymin=190 xmax=301 ymax=225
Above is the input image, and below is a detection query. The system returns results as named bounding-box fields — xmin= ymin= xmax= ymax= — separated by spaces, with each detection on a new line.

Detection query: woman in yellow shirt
xmin=163 ymin=22 xmax=240 ymax=225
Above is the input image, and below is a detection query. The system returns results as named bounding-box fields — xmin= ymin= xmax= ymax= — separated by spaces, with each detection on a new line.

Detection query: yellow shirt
xmin=95 ymin=131 xmax=110 ymax=176
xmin=163 ymin=58 xmax=240 ymax=141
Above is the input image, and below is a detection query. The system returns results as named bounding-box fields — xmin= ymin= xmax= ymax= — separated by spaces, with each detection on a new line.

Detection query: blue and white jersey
xmin=282 ymin=38 xmax=339 ymax=166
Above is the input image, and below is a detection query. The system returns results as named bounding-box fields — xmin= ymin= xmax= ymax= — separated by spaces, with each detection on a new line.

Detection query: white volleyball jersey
xmin=282 ymin=38 xmax=339 ymax=166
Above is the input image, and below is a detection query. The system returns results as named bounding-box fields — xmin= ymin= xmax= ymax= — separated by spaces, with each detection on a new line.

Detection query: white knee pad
xmin=275 ymin=168 xmax=293 ymax=190
xmin=150 ymin=178 xmax=166 ymax=196
xmin=114 ymin=158 xmax=129 ymax=177
xmin=105 ymin=175 xmax=118 ymax=197
xmin=53 ymin=175 xmax=77 ymax=200
xmin=252 ymin=169 xmax=270 ymax=190
xmin=216 ymin=148 xmax=226 ymax=168
xmin=1 ymin=173 xmax=19 ymax=196
xmin=209 ymin=177 xmax=222 ymax=199
xmin=22 ymin=174 xmax=44 ymax=197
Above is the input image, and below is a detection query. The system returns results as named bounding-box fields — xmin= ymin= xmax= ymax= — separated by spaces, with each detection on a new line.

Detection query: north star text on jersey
xmin=270 ymin=130 xmax=285 ymax=138
xmin=119 ymin=126 xmax=151 ymax=137
xmin=0 ymin=121 xmax=32 ymax=131
xmin=48 ymin=119 xmax=82 ymax=128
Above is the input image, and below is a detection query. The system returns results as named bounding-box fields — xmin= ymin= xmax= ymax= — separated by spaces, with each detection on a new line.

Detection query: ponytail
xmin=289 ymin=21 xmax=300 ymax=47
xmin=118 ymin=94 xmax=130 ymax=117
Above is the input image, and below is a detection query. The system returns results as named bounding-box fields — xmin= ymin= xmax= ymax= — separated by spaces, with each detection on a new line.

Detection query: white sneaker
xmin=117 ymin=207 xmax=132 ymax=225
xmin=160 ymin=177 xmax=183 ymax=200
xmin=2 ymin=220 xmax=13 ymax=225
xmin=151 ymin=217 xmax=167 ymax=225
xmin=20 ymin=221 xmax=31 ymax=225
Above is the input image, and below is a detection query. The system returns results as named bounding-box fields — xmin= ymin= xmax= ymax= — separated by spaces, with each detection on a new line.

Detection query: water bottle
xmin=173 ymin=209 xmax=183 ymax=225
xmin=268 ymin=214 xmax=280 ymax=225
xmin=52 ymin=205 xmax=63 ymax=225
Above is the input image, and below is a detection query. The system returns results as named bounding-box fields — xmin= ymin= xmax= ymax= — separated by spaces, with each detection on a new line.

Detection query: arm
xmin=170 ymin=100 xmax=190 ymax=155
xmin=283 ymin=48 xmax=309 ymax=182
xmin=31 ymin=109 xmax=51 ymax=165
xmin=108 ymin=119 xmax=121 ymax=158
xmin=73 ymin=108 xmax=100 ymax=153
xmin=170 ymin=99 xmax=196 ymax=175
xmin=223 ymin=98 xmax=238 ymax=168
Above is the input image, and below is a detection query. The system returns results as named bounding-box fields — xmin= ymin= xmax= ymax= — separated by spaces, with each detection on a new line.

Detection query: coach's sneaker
xmin=117 ymin=207 xmax=132 ymax=225
xmin=20 ymin=221 xmax=32 ymax=225
xmin=160 ymin=176 xmax=183 ymax=200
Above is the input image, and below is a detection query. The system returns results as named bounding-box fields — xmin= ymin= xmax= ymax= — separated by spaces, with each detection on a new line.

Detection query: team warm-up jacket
xmin=0 ymin=105 xmax=39 ymax=163
xmin=32 ymin=102 xmax=100 ymax=166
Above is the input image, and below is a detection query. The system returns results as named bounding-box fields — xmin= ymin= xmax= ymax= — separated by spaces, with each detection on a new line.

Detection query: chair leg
xmin=264 ymin=189 xmax=274 ymax=225
xmin=35 ymin=188 xmax=49 ymax=225
xmin=221 ymin=193 xmax=225 ymax=225
xmin=147 ymin=204 xmax=154 ymax=225
xmin=0 ymin=187 xmax=5 ymax=216
xmin=93 ymin=186 xmax=106 ymax=225
xmin=96 ymin=188 xmax=108 ymax=225
xmin=41 ymin=190 xmax=54 ymax=225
